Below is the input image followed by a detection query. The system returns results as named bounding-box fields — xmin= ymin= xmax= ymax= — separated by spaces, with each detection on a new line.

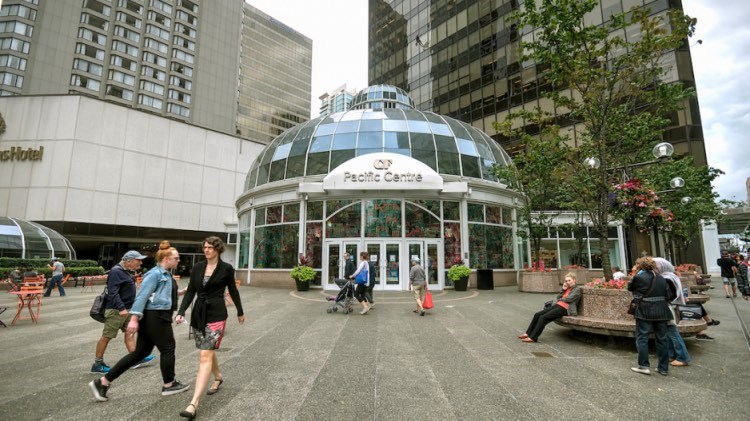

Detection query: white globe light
xmin=583 ymin=157 xmax=600 ymax=169
xmin=670 ymin=177 xmax=685 ymax=189
xmin=681 ymin=196 xmax=692 ymax=204
xmin=652 ymin=142 xmax=674 ymax=159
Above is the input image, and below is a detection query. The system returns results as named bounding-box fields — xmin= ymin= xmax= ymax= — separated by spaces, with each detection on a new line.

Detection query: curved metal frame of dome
xmin=0 ymin=217 xmax=76 ymax=259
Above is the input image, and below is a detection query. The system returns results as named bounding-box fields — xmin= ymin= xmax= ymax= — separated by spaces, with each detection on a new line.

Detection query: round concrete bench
xmin=553 ymin=287 xmax=706 ymax=338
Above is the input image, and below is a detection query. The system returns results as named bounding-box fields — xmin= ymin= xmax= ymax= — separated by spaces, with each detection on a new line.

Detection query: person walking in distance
xmin=409 ymin=257 xmax=427 ymax=316
xmin=717 ymin=250 xmax=738 ymax=298
xmin=91 ymin=251 xmax=155 ymax=374
xmin=349 ymin=251 xmax=371 ymax=315
xmin=176 ymin=237 xmax=245 ymax=419
xmin=44 ymin=257 xmax=65 ymax=297
xmin=89 ymin=246 xmax=189 ymax=402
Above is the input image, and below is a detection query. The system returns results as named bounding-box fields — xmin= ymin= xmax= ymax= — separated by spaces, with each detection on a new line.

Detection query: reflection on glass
xmin=386 ymin=243 xmax=400 ymax=285
xmin=405 ymin=202 xmax=440 ymax=238
xmin=365 ymin=199 xmax=401 ymax=237
xmin=326 ymin=202 xmax=361 ymax=238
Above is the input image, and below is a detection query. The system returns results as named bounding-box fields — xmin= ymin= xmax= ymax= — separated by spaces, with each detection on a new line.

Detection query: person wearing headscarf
xmin=653 ymin=257 xmax=691 ymax=367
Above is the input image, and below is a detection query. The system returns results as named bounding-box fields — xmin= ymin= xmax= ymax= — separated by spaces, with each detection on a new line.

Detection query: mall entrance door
xmin=405 ymin=240 xmax=441 ymax=289
xmin=326 ymin=242 xmax=359 ymax=287
xmin=365 ymin=241 xmax=402 ymax=291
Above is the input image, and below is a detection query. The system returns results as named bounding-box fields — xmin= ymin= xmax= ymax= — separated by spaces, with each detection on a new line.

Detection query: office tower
xmin=318 ymin=83 xmax=357 ymax=116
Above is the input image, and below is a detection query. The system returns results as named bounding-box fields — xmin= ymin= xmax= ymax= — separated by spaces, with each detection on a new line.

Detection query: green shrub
xmin=448 ymin=264 xmax=471 ymax=281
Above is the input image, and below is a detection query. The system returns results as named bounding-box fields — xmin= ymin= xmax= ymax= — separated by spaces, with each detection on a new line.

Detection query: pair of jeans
xmin=105 ymin=310 xmax=176 ymax=384
xmin=526 ymin=304 xmax=567 ymax=341
xmin=44 ymin=274 xmax=65 ymax=296
xmin=635 ymin=319 xmax=669 ymax=372
xmin=666 ymin=323 xmax=691 ymax=364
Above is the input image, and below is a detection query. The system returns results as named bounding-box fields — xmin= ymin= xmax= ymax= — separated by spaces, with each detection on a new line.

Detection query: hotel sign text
xmin=0 ymin=146 xmax=44 ymax=162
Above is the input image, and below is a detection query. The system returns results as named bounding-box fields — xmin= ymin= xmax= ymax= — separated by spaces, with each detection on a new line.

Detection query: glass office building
xmin=237 ymin=85 xmax=524 ymax=290
xmin=368 ymin=0 xmax=706 ymax=162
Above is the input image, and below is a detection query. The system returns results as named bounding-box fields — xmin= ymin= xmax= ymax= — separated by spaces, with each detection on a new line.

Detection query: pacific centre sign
xmin=0 ymin=146 xmax=44 ymax=162
xmin=323 ymin=153 xmax=444 ymax=190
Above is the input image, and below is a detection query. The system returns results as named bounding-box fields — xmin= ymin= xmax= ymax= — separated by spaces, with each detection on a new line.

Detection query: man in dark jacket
xmin=91 ymin=251 xmax=154 ymax=374
xmin=343 ymin=252 xmax=356 ymax=280
xmin=717 ymin=250 xmax=738 ymax=298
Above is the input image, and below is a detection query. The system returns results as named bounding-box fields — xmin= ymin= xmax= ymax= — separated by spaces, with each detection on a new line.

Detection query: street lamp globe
xmin=583 ymin=157 xmax=601 ymax=170
xmin=652 ymin=142 xmax=674 ymax=160
xmin=670 ymin=177 xmax=685 ymax=189
xmin=681 ymin=196 xmax=692 ymax=204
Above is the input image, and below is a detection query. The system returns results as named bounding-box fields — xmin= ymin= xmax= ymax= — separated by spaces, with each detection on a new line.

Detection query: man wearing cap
xmin=44 ymin=257 xmax=66 ymax=297
xmin=91 ymin=251 xmax=155 ymax=374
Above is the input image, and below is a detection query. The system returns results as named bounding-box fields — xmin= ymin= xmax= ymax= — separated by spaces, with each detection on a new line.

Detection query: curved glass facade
xmin=244 ymin=86 xmax=513 ymax=191
xmin=0 ymin=217 xmax=76 ymax=259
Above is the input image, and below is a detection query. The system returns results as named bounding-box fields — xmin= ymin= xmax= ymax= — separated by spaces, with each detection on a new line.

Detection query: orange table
xmin=9 ymin=289 xmax=42 ymax=325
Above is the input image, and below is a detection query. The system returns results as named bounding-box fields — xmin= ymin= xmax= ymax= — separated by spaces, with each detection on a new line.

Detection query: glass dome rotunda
xmin=244 ymin=85 xmax=513 ymax=190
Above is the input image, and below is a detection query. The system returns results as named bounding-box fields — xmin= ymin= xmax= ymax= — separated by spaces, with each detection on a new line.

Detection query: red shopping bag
xmin=422 ymin=289 xmax=434 ymax=310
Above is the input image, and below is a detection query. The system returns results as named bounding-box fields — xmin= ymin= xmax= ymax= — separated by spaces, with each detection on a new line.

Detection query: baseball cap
xmin=122 ymin=250 xmax=147 ymax=261
xmin=51 ymin=257 xmax=59 ymax=261
xmin=411 ymin=257 xmax=421 ymax=262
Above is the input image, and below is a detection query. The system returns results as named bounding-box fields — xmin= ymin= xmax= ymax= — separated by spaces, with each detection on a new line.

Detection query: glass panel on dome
xmin=481 ymin=159 xmax=498 ymax=181
xmin=429 ymin=122 xmax=452 ymax=136
xmin=326 ymin=202 xmax=361 ymax=238
xmin=412 ymin=149 xmax=437 ymax=171
xmin=434 ymin=134 xmax=457 ymax=152
xmin=288 ymin=137 xmax=310 ymax=156
xmin=330 ymin=149 xmax=355 ymax=169
xmin=272 ymin=143 xmax=292 ymax=161
xmin=256 ymin=163 xmax=270 ymax=185
xmin=306 ymin=152 xmax=330 ymax=175
xmin=456 ymin=138 xmax=478 ymax=156
xmin=362 ymin=110 xmax=385 ymax=119
xmin=246 ymin=168 xmax=258 ymax=189
xmin=405 ymin=202 xmax=440 ymax=238
xmin=268 ymin=159 xmax=287 ymax=182
xmin=335 ymin=120 xmax=359 ymax=133
xmin=364 ymin=199 xmax=402 ymax=237
xmin=309 ymin=135 xmax=332 ymax=153
xmin=314 ymin=123 xmax=336 ymax=136
xmin=357 ymin=131 xmax=382 ymax=149
xmin=341 ymin=109 xmax=364 ymax=121
xmin=285 ymin=155 xmax=306 ymax=178
xmin=17 ymin=220 xmax=49 ymax=258
xmin=438 ymin=151 xmax=461 ymax=175
xmin=332 ymin=132 xmax=357 ymax=150
xmin=359 ymin=119 xmax=382 ymax=131
xmin=383 ymin=109 xmax=406 ymax=119
xmin=383 ymin=119 xmax=408 ymax=131
xmin=406 ymin=120 xmax=431 ymax=133
xmin=462 ymin=155 xmax=482 ymax=178
xmin=446 ymin=119 xmax=471 ymax=138
xmin=475 ymin=141 xmax=493 ymax=159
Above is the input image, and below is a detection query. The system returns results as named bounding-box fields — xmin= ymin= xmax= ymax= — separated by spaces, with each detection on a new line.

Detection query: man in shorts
xmin=717 ymin=250 xmax=738 ymax=298
xmin=91 ymin=250 xmax=155 ymax=373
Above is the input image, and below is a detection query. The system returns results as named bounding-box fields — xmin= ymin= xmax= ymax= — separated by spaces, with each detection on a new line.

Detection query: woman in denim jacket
xmin=89 ymin=246 xmax=190 ymax=402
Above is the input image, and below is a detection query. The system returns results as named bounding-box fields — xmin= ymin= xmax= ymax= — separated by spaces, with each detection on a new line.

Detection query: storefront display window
xmin=326 ymin=202 xmax=361 ymax=238
xmin=365 ymin=199 xmax=402 ymax=237
xmin=405 ymin=201 xmax=440 ymax=238
xmin=253 ymin=224 xmax=298 ymax=268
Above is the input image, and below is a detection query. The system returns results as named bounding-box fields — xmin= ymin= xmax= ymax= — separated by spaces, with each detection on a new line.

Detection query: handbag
xmin=423 ymin=287 xmax=434 ymax=309
xmin=543 ymin=300 xmax=554 ymax=309
xmin=90 ymin=286 xmax=108 ymax=323
xmin=355 ymin=267 xmax=368 ymax=285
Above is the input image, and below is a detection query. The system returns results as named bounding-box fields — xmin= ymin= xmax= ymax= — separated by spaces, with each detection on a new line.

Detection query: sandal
xmin=518 ymin=333 xmax=529 ymax=339
xmin=206 ymin=378 xmax=223 ymax=395
xmin=179 ymin=403 xmax=197 ymax=419
xmin=520 ymin=337 xmax=536 ymax=343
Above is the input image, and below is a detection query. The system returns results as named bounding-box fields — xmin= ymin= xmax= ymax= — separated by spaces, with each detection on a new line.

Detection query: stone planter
xmin=559 ymin=269 xmax=590 ymax=285
xmin=518 ymin=271 xmax=558 ymax=293
xmin=576 ymin=287 xmax=634 ymax=321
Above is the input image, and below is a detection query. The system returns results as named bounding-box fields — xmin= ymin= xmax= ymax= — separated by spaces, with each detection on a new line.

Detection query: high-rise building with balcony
xmin=318 ymin=83 xmax=356 ymax=116
xmin=0 ymin=0 xmax=312 ymax=144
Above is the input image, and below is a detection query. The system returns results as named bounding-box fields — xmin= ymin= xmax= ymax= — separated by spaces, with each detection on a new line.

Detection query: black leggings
xmin=354 ymin=283 xmax=368 ymax=303
xmin=525 ymin=304 xmax=567 ymax=341
xmin=105 ymin=311 xmax=176 ymax=384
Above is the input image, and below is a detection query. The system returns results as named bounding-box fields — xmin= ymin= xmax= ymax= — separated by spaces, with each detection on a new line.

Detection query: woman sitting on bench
xmin=518 ymin=273 xmax=581 ymax=343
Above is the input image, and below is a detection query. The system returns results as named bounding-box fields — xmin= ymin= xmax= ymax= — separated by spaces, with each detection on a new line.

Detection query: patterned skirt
xmin=194 ymin=320 xmax=227 ymax=350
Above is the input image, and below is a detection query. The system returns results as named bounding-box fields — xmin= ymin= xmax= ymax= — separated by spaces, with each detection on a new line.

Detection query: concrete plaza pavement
xmin=1 ymin=284 xmax=749 ymax=420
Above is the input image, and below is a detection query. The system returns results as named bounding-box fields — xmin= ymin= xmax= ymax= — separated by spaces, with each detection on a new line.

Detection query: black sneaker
xmin=696 ymin=334 xmax=714 ymax=341
xmin=162 ymin=380 xmax=190 ymax=396
xmin=89 ymin=378 xmax=109 ymax=402
xmin=707 ymin=320 xmax=720 ymax=326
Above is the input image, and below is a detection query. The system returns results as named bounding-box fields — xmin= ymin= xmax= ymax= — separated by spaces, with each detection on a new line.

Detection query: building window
xmin=70 ymin=74 xmax=101 ymax=91
xmin=253 ymin=204 xmax=299 ymax=269
xmin=172 ymin=35 xmax=195 ymax=51
xmin=169 ymin=75 xmax=191 ymax=90
xmin=115 ymin=11 xmax=141 ymax=28
xmin=170 ymin=62 xmax=192 ymax=77
xmin=0 ymin=21 xmax=34 ymax=37
xmin=110 ymin=54 xmax=136 ymax=71
xmin=138 ymin=94 xmax=163 ymax=109
xmin=140 ymin=79 xmax=164 ymax=95
xmin=175 ymin=10 xmax=197 ymax=25
xmin=80 ymin=13 xmax=109 ymax=31
xmin=144 ymin=37 xmax=168 ymax=53
xmin=113 ymin=25 xmax=140 ymax=42
xmin=147 ymin=10 xmax=171 ymax=27
xmin=117 ymin=0 xmax=143 ymax=15
xmin=167 ymin=89 xmax=190 ymax=103
xmin=111 ymin=40 xmax=138 ymax=57
xmin=167 ymin=102 xmax=189 ymax=117
xmin=108 ymin=69 xmax=135 ymax=86
xmin=0 ymin=54 xmax=27 ymax=71
xmin=78 ymin=27 xmax=106 ymax=45
xmin=0 ymin=4 xmax=37 ymax=20
xmin=73 ymin=58 xmax=103 ymax=76
xmin=142 ymin=51 xmax=167 ymax=67
xmin=75 ymin=43 xmax=105 ymax=61
xmin=149 ymin=0 xmax=172 ymax=14
xmin=178 ymin=0 xmax=199 ymax=14
xmin=174 ymin=23 xmax=195 ymax=38
xmin=171 ymin=49 xmax=193 ymax=64
xmin=83 ymin=0 xmax=111 ymax=16
xmin=0 ymin=72 xmax=23 ymax=88
xmin=141 ymin=65 xmax=166 ymax=81
xmin=106 ymin=84 xmax=133 ymax=100
xmin=145 ymin=24 xmax=169 ymax=40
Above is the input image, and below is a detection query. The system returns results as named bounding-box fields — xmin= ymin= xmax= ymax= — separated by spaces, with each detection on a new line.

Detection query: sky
xmin=246 ymin=0 xmax=749 ymax=203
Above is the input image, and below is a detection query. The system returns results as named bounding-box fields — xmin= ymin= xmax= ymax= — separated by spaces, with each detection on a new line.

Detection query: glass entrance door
xmin=366 ymin=241 xmax=402 ymax=290
xmin=325 ymin=241 xmax=359 ymax=288
xmin=406 ymin=240 xmax=442 ymax=289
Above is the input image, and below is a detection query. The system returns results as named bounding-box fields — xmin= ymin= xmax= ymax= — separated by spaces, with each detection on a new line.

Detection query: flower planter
xmin=577 ymin=287 xmax=634 ymax=320
xmin=294 ymin=279 xmax=310 ymax=291
xmin=452 ymin=276 xmax=469 ymax=291
xmin=559 ymin=269 xmax=590 ymax=285
xmin=518 ymin=271 xmax=558 ymax=293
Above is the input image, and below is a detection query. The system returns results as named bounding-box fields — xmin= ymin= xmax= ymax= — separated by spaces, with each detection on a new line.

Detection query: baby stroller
xmin=326 ymin=278 xmax=354 ymax=314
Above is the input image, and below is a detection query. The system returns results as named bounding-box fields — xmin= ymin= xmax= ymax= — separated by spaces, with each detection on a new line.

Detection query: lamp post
xmin=583 ymin=142 xmax=687 ymax=266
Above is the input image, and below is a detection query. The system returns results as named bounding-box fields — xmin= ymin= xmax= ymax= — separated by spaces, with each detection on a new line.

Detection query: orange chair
xmin=13 ymin=280 xmax=44 ymax=324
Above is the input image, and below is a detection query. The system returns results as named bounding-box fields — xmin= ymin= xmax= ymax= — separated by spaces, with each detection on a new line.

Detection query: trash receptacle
xmin=476 ymin=269 xmax=494 ymax=290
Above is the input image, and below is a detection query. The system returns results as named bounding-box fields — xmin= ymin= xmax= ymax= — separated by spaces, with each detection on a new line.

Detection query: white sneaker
xmin=360 ymin=307 xmax=370 ymax=315
xmin=631 ymin=367 xmax=651 ymax=375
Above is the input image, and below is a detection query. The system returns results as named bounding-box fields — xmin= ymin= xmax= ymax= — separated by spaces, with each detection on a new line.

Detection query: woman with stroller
xmin=349 ymin=251 xmax=371 ymax=315
xmin=176 ymin=236 xmax=245 ymax=419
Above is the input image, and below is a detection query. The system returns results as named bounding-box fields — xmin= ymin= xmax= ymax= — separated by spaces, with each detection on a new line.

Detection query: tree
xmin=494 ymin=108 xmax=571 ymax=269
xmin=509 ymin=0 xmax=697 ymax=280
